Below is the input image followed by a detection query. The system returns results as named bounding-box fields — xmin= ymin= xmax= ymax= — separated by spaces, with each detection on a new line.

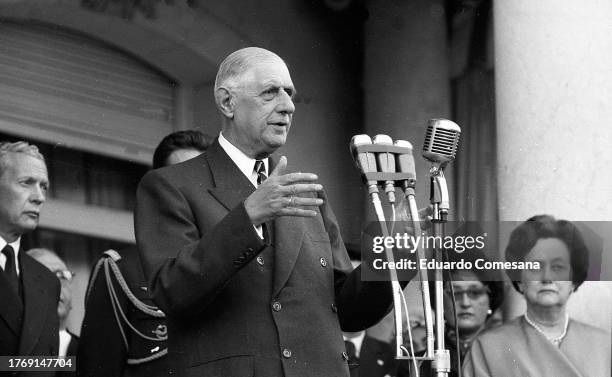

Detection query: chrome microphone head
xmin=422 ymin=119 xmax=461 ymax=167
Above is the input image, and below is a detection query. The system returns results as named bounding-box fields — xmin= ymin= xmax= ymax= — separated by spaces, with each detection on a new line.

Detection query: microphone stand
xmin=366 ymin=182 xmax=406 ymax=361
xmin=401 ymin=178 xmax=435 ymax=377
xmin=429 ymin=165 xmax=450 ymax=377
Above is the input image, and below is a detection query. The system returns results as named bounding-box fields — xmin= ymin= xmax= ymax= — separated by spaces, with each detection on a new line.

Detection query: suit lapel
xmin=0 ymin=271 xmax=23 ymax=336
xmin=18 ymin=254 xmax=51 ymax=356
xmin=207 ymin=140 xmax=256 ymax=211
xmin=206 ymin=141 xmax=306 ymax=295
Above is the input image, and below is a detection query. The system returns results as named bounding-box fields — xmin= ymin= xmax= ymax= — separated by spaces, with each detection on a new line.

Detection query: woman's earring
xmin=487 ymin=309 xmax=493 ymax=315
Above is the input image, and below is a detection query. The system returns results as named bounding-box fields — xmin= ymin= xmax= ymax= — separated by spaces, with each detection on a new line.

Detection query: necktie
xmin=344 ymin=340 xmax=359 ymax=366
xmin=254 ymin=160 xmax=267 ymax=186
xmin=254 ymin=160 xmax=271 ymax=242
xmin=2 ymin=245 xmax=21 ymax=300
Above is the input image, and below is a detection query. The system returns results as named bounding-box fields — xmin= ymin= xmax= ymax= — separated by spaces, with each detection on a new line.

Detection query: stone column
xmin=494 ymin=0 xmax=612 ymax=330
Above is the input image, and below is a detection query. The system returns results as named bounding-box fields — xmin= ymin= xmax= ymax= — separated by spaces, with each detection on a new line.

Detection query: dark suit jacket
xmin=0 ymin=250 xmax=60 ymax=377
xmin=77 ymin=248 xmax=172 ymax=377
xmin=354 ymin=336 xmax=398 ymax=377
xmin=135 ymin=140 xmax=400 ymax=377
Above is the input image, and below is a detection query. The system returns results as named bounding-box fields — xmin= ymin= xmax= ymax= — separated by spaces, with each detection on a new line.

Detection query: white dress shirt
xmin=0 ymin=236 xmax=21 ymax=276
xmin=343 ymin=331 xmax=366 ymax=358
xmin=59 ymin=329 xmax=71 ymax=357
xmin=218 ymin=132 xmax=268 ymax=239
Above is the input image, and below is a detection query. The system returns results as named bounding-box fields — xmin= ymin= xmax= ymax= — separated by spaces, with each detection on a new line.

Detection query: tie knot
xmin=344 ymin=340 xmax=357 ymax=359
xmin=254 ymin=160 xmax=267 ymax=185
xmin=2 ymin=245 xmax=15 ymax=262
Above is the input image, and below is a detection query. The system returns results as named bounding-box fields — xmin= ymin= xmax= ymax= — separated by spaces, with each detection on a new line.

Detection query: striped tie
xmin=254 ymin=160 xmax=267 ymax=186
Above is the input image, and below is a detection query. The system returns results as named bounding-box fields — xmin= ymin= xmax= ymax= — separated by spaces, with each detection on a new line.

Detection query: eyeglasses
xmin=445 ymin=287 xmax=489 ymax=301
xmin=55 ymin=270 xmax=75 ymax=282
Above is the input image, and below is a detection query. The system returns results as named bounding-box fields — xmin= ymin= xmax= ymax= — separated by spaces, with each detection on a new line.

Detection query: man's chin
xmin=19 ymin=221 xmax=39 ymax=232
xmin=264 ymin=138 xmax=287 ymax=151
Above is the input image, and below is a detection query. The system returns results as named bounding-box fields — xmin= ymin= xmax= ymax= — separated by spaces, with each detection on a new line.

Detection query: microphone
xmin=372 ymin=134 xmax=396 ymax=203
xmin=350 ymin=135 xmax=379 ymax=194
xmin=422 ymin=118 xmax=461 ymax=170
xmin=393 ymin=140 xmax=416 ymax=190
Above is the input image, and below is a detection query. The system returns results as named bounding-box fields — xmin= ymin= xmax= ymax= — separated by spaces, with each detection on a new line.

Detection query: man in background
xmin=26 ymin=248 xmax=78 ymax=358
xmin=27 ymin=248 xmax=78 ymax=377
xmin=0 ymin=141 xmax=59 ymax=376
xmin=77 ymin=130 xmax=211 ymax=377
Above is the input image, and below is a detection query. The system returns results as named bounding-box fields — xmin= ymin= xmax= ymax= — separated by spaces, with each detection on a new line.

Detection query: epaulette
xmin=87 ymin=249 xmax=168 ymax=364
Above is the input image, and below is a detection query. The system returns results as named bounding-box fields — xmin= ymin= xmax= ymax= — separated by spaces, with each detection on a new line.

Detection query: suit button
xmin=331 ymin=303 xmax=338 ymax=313
xmin=256 ymin=256 xmax=264 ymax=266
xmin=272 ymin=301 xmax=282 ymax=312
xmin=282 ymin=348 xmax=292 ymax=358
xmin=320 ymin=257 xmax=327 ymax=267
xmin=342 ymin=351 xmax=349 ymax=360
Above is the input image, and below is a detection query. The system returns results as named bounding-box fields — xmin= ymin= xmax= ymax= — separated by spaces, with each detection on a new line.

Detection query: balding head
xmin=214 ymin=47 xmax=286 ymax=102
xmin=213 ymin=47 xmax=295 ymax=158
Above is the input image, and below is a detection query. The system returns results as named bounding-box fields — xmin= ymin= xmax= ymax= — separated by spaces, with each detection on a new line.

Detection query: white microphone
xmin=350 ymin=134 xmax=378 ymax=194
xmin=372 ymin=134 xmax=396 ymax=203
xmin=393 ymin=140 xmax=416 ymax=193
xmin=422 ymin=118 xmax=461 ymax=170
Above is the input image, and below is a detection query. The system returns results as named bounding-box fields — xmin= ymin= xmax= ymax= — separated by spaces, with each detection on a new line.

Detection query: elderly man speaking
xmin=135 ymin=47 xmax=403 ymax=377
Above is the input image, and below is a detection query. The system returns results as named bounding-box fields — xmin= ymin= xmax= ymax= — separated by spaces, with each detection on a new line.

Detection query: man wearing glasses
xmin=27 ymin=248 xmax=78 ymax=362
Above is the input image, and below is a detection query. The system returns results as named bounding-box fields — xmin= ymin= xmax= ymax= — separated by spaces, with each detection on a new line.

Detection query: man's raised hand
xmin=244 ymin=156 xmax=324 ymax=225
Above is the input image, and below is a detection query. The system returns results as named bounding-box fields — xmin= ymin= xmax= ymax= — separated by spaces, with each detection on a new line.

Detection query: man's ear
xmin=215 ymin=87 xmax=235 ymax=118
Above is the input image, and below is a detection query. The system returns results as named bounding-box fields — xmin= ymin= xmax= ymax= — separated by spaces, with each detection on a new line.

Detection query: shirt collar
xmin=343 ymin=331 xmax=366 ymax=358
xmin=0 ymin=235 xmax=21 ymax=275
xmin=218 ymin=132 xmax=269 ymax=187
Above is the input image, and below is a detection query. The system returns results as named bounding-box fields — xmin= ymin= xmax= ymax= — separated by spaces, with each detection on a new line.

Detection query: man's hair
xmin=214 ymin=47 xmax=285 ymax=103
xmin=0 ymin=141 xmax=45 ymax=177
xmin=152 ymin=130 xmax=212 ymax=169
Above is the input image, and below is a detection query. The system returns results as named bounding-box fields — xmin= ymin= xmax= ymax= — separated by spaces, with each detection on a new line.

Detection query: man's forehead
xmin=246 ymin=59 xmax=293 ymax=86
xmin=4 ymin=153 xmax=48 ymax=177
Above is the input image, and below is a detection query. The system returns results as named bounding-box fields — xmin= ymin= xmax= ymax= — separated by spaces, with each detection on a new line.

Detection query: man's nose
xmin=31 ymin=185 xmax=46 ymax=204
xmin=276 ymin=89 xmax=295 ymax=114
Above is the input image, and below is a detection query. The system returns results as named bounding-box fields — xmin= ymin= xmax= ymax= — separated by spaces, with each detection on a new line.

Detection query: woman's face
xmin=444 ymin=271 xmax=490 ymax=337
xmin=518 ymin=237 xmax=575 ymax=309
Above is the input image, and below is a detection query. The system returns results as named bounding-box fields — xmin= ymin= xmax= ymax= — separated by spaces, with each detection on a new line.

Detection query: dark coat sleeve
xmin=323 ymin=187 xmax=412 ymax=331
xmin=135 ymin=169 xmax=266 ymax=317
